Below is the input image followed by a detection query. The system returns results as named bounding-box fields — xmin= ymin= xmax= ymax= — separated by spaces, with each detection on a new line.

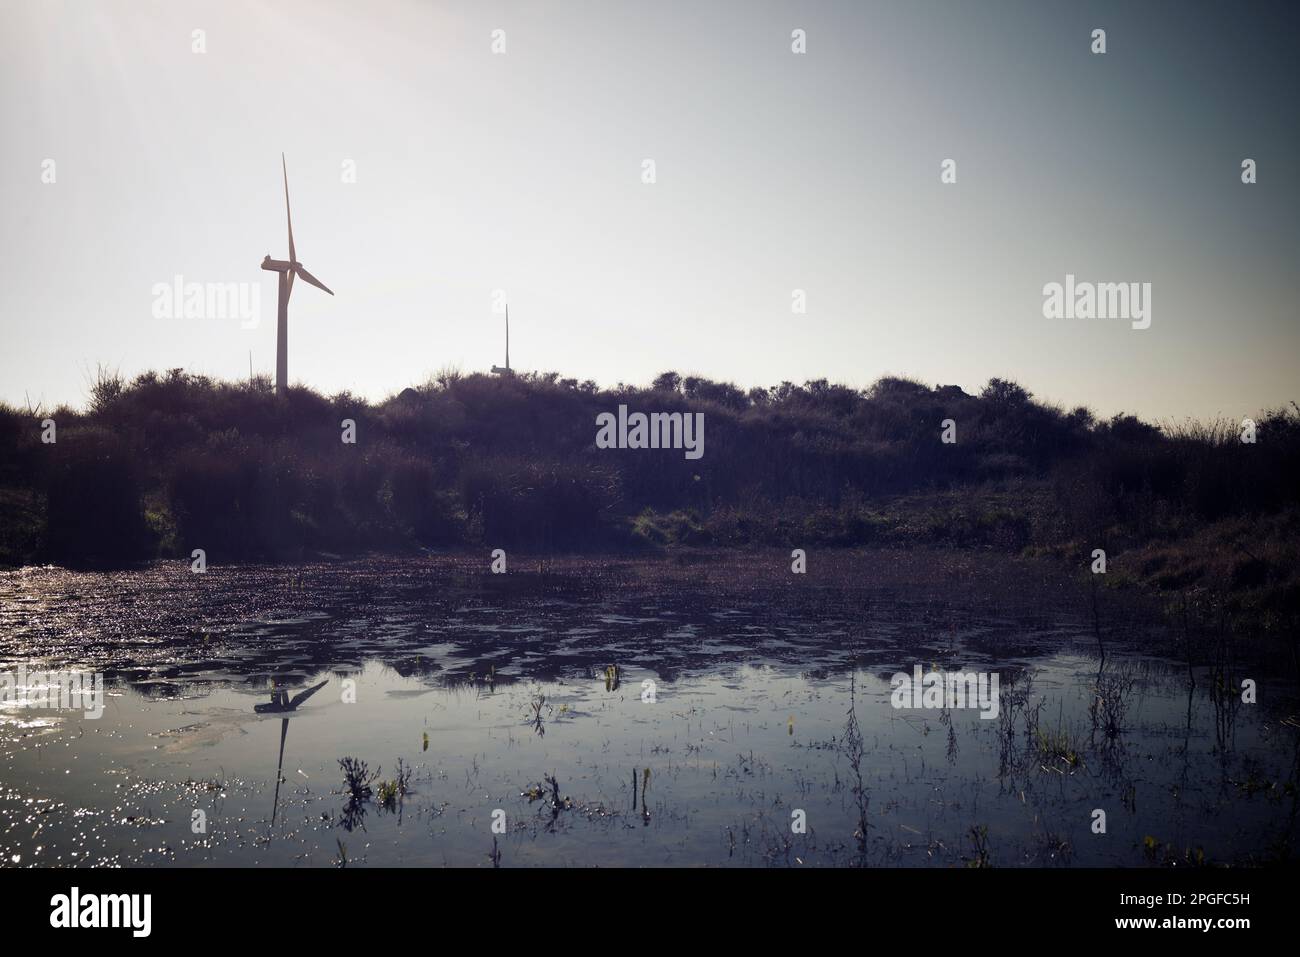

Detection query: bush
xmin=0 ymin=367 xmax=1295 ymax=566
xmin=43 ymin=426 xmax=151 ymax=564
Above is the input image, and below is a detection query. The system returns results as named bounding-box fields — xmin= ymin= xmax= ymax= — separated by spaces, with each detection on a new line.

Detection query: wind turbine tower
xmin=260 ymin=154 xmax=334 ymax=397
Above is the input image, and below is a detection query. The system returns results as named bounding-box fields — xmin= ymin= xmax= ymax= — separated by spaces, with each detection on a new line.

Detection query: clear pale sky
xmin=1 ymin=0 xmax=1296 ymax=420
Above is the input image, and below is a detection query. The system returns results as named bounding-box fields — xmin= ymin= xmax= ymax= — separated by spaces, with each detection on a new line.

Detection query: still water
xmin=1 ymin=552 xmax=1296 ymax=867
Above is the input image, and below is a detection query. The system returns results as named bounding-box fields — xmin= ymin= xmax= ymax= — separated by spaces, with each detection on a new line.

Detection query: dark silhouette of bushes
xmin=43 ymin=425 xmax=151 ymax=565
xmin=0 ymin=368 xmax=1295 ymax=568
xmin=459 ymin=457 xmax=621 ymax=550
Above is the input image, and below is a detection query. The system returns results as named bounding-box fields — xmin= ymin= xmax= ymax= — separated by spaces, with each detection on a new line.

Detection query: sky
xmin=1 ymin=0 xmax=1297 ymax=421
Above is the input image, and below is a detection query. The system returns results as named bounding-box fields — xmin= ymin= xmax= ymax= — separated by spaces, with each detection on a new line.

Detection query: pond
xmin=1 ymin=551 xmax=1295 ymax=867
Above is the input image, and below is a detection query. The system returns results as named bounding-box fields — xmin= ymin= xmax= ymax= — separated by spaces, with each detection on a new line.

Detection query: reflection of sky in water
xmin=1 ymin=655 xmax=1295 ymax=868
xmin=0 ymin=558 xmax=1296 ymax=867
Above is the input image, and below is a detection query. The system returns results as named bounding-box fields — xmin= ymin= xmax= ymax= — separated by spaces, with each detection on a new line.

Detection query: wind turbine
xmin=491 ymin=304 xmax=512 ymax=375
xmin=261 ymin=154 xmax=334 ymax=397
xmin=254 ymin=678 xmax=328 ymax=825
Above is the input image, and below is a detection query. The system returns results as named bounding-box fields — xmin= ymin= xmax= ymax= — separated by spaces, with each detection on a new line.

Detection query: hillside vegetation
xmin=1 ymin=367 xmax=1297 ymax=634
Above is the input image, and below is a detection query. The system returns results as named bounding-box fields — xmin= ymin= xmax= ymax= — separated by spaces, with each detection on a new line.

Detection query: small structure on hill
xmin=491 ymin=305 xmax=513 ymax=376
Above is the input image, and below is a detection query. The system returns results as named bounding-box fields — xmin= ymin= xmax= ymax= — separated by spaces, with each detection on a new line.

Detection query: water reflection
xmin=255 ymin=679 xmax=328 ymax=825
xmin=0 ymin=556 xmax=1295 ymax=868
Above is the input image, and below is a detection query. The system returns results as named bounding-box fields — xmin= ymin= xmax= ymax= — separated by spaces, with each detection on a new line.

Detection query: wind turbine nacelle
xmin=491 ymin=366 xmax=513 ymax=375
xmin=261 ymin=256 xmax=292 ymax=272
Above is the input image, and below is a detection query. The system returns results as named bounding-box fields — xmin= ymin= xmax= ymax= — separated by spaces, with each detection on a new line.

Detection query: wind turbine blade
xmin=294 ymin=264 xmax=334 ymax=296
xmin=282 ymin=153 xmax=296 ymax=263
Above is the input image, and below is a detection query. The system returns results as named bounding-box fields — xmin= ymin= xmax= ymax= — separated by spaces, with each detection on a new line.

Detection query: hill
xmin=1 ymin=367 xmax=1297 ymax=637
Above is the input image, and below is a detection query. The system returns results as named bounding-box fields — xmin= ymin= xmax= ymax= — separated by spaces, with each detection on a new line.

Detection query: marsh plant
xmin=1090 ymin=661 xmax=1139 ymax=742
xmin=995 ymin=670 xmax=1042 ymax=780
xmin=522 ymin=773 xmax=572 ymax=812
xmin=338 ymin=756 xmax=380 ymax=802
xmin=376 ymin=757 xmax=414 ymax=811
xmin=840 ymin=674 xmax=870 ymax=864
xmin=336 ymin=757 xmax=383 ymax=832
xmin=967 ymin=824 xmax=992 ymax=868
xmin=528 ymin=692 xmax=547 ymax=736
xmin=1035 ymin=705 xmax=1084 ymax=770
xmin=521 ymin=773 xmax=576 ymax=833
